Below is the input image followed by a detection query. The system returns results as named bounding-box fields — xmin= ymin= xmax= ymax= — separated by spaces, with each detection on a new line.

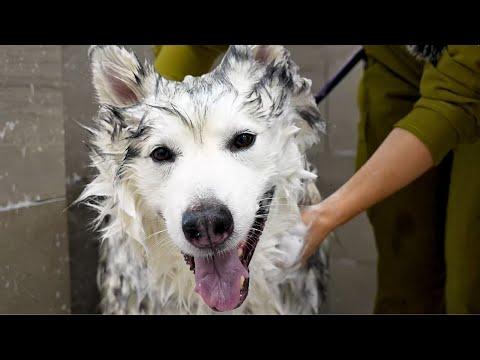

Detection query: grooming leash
xmin=314 ymin=47 xmax=366 ymax=105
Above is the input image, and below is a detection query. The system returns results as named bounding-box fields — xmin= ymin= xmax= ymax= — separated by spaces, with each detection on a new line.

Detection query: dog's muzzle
xmin=181 ymin=200 xmax=234 ymax=249
xmin=182 ymin=187 xmax=275 ymax=312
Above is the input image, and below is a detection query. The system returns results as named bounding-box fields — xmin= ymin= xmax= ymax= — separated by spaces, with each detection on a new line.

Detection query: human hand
xmin=299 ymin=202 xmax=335 ymax=265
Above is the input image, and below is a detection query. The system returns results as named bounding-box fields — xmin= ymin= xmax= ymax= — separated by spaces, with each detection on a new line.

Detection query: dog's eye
xmin=151 ymin=147 xmax=175 ymax=162
xmin=230 ymin=133 xmax=256 ymax=151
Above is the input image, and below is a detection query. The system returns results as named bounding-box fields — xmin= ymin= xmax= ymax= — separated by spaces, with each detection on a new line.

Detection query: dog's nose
xmin=182 ymin=201 xmax=234 ymax=249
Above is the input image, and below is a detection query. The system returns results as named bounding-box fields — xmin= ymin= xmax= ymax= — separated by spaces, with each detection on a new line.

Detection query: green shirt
xmin=153 ymin=45 xmax=229 ymax=81
xmin=364 ymin=45 xmax=480 ymax=165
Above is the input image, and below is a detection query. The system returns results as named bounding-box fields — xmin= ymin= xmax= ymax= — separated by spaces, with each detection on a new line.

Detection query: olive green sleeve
xmin=152 ymin=45 xmax=229 ymax=81
xmin=395 ymin=45 xmax=480 ymax=165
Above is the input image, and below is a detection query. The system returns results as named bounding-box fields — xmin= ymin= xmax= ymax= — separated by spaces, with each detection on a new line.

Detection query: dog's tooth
xmin=238 ymin=248 xmax=243 ymax=257
xmin=240 ymin=276 xmax=245 ymax=287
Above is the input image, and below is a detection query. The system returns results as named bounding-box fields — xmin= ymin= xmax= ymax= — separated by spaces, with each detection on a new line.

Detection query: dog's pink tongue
xmin=194 ymin=249 xmax=249 ymax=312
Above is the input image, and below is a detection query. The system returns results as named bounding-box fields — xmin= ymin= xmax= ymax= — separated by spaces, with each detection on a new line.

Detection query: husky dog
xmin=78 ymin=45 xmax=330 ymax=314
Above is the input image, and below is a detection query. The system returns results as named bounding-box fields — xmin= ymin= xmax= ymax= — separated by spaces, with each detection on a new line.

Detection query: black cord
xmin=314 ymin=47 xmax=366 ymax=105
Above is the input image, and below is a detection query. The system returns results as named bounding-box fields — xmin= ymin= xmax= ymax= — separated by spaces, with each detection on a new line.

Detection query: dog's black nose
xmin=182 ymin=200 xmax=234 ymax=249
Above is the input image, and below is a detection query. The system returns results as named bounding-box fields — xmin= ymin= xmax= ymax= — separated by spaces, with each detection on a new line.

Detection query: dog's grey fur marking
xmin=97 ymin=237 xmax=150 ymax=315
xmin=133 ymin=54 xmax=146 ymax=83
xmin=125 ymin=111 xmax=151 ymax=141
xmin=155 ymin=76 xmax=161 ymax=97
xmin=297 ymin=106 xmax=325 ymax=133
xmin=123 ymin=146 xmax=140 ymax=161
xmin=405 ymin=45 xmax=447 ymax=65
xmin=98 ymin=105 xmax=129 ymax=142
xmin=126 ymin=124 xmax=151 ymax=140
xmin=146 ymin=103 xmax=194 ymax=131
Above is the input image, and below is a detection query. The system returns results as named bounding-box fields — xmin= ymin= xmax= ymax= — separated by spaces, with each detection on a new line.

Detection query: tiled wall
xmin=0 ymin=45 xmax=377 ymax=314
xmin=62 ymin=45 xmax=155 ymax=313
xmin=0 ymin=46 xmax=70 ymax=313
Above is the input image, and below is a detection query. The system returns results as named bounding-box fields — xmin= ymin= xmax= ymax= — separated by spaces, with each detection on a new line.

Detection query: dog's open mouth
xmin=182 ymin=187 xmax=275 ymax=312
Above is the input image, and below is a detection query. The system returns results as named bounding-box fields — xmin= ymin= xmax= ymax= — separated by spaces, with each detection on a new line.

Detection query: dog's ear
xmin=217 ymin=46 xmax=325 ymax=147
xmin=224 ymin=46 xmax=325 ymax=145
xmin=89 ymin=45 xmax=155 ymax=107
xmin=250 ymin=45 xmax=289 ymax=66
xmin=253 ymin=46 xmax=326 ymax=145
xmin=219 ymin=45 xmax=289 ymax=71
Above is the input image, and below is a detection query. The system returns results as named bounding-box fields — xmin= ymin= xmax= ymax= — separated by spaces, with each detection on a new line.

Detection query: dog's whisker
xmin=145 ymin=229 xmax=169 ymax=240
xmin=259 ymin=203 xmax=292 ymax=208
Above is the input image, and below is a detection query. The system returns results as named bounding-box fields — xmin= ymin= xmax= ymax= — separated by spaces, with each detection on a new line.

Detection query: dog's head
xmin=85 ymin=45 xmax=324 ymax=312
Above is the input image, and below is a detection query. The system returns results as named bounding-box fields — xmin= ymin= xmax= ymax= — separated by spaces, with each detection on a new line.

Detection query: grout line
xmin=0 ymin=196 xmax=65 ymax=212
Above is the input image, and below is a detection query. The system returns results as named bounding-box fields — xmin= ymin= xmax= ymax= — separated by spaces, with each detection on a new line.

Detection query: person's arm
xmin=301 ymin=127 xmax=433 ymax=263
xmin=301 ymin=45 xmax=480 ymax=263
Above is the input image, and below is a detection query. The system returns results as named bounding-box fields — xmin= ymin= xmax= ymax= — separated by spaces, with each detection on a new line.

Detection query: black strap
xmin=314 ymin=47 xmax=366 ymax=105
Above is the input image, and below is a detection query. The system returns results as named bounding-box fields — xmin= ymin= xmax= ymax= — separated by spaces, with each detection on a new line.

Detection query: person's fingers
xmin=299 ymin=203 xmax=333 ymax=265
xmin=300 ymin=231 xmax=318 ymax=265
xmin=299 ymin=209 xmax=315 ymax=265
xmin=300 ymin=215 xmax=330 ymax=265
